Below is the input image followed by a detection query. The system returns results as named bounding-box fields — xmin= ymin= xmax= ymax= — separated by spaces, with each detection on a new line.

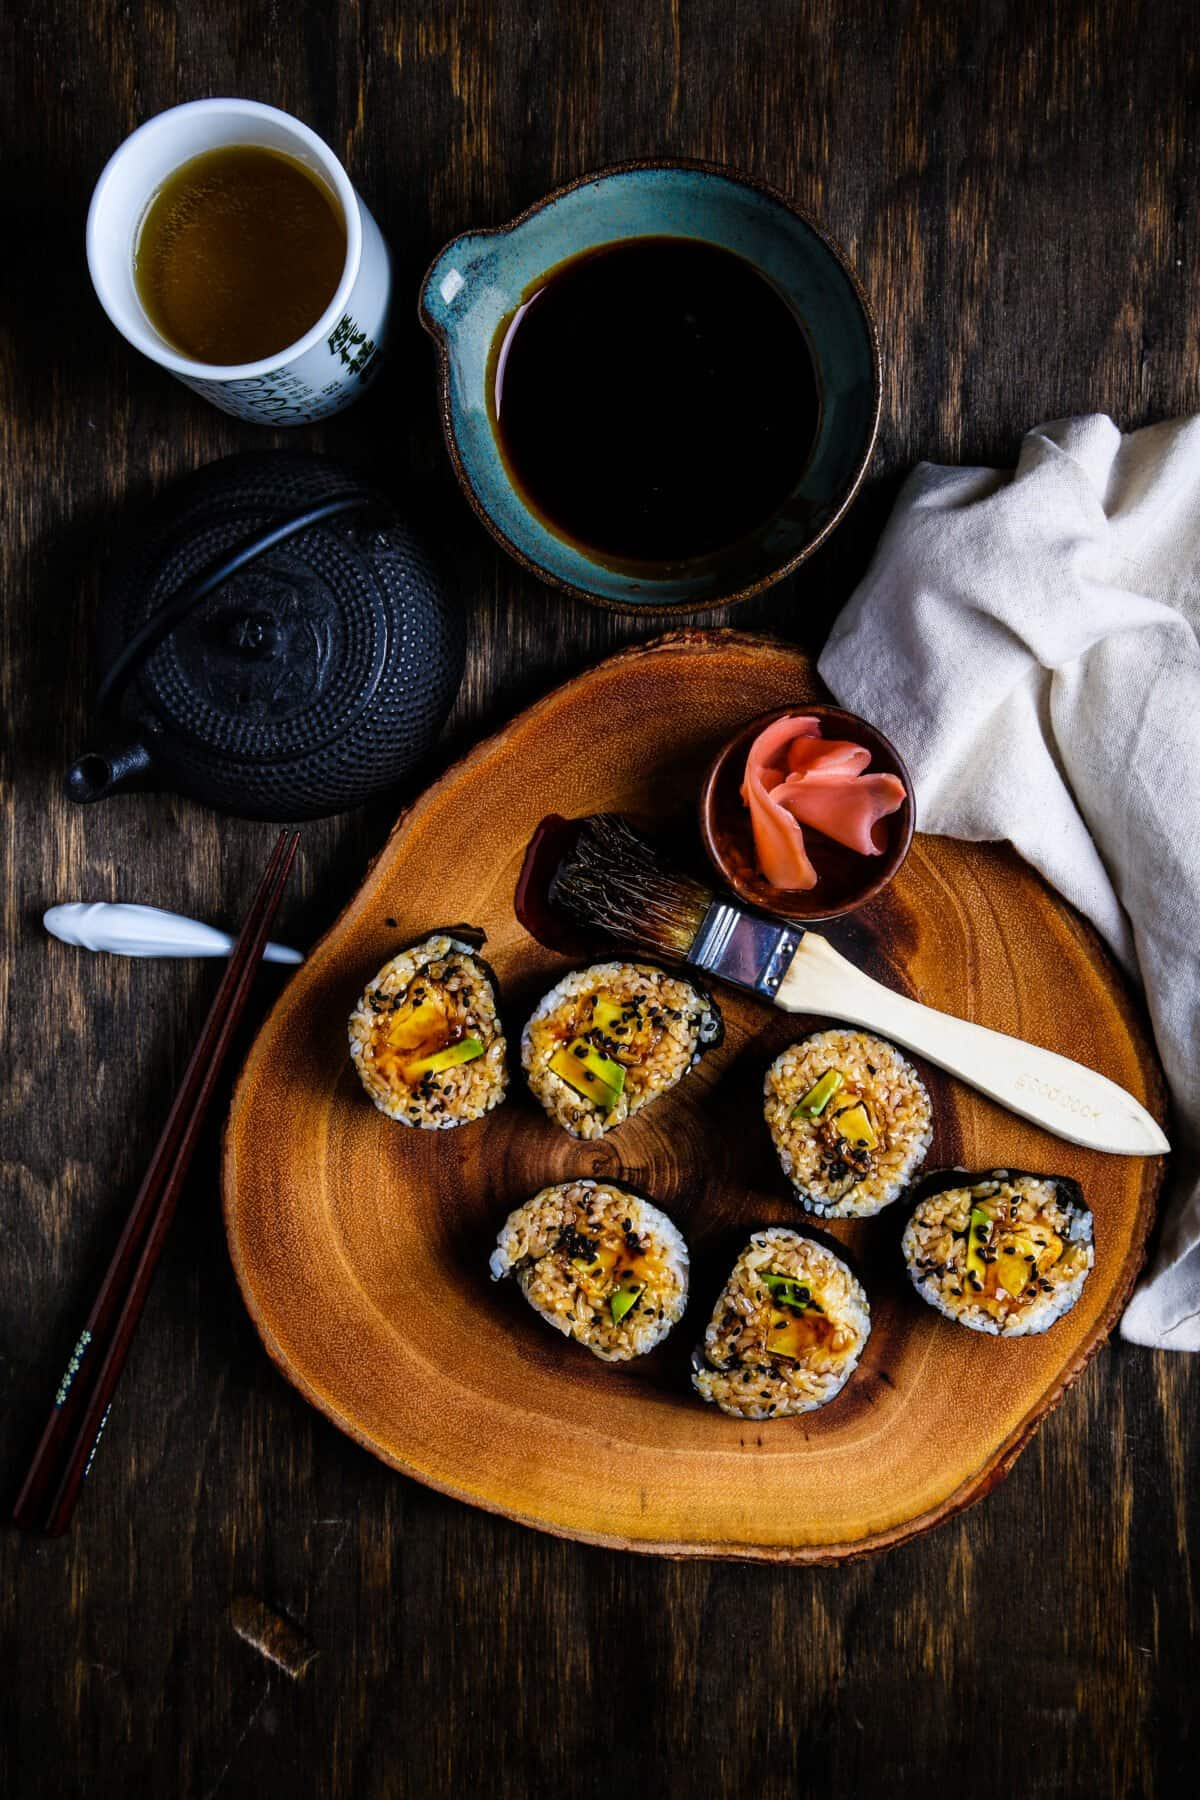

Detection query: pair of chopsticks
xmin=11 ymin=831 xmax=301 ymax=1537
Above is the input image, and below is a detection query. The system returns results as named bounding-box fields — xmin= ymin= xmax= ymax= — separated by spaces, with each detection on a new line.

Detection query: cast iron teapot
xmin=67 ymin=451 xmax=465 ymax=820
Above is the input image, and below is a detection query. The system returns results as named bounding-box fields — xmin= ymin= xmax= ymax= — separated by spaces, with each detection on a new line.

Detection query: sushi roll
xmin=764 ymin=1027 xmax=932 ymax=1218
xmin=521 ymin=961 xmax=722 ymax=1141
xmin=902 ymin=1168 xmax=1094 ymax=1337
xmin=489 ymin=1180 xmax=688 ymax=1361
xmin=692 ymin=1228 xmax=870 ymax=1419
xmin=348 ymin=930 xmax=507 ymax=1127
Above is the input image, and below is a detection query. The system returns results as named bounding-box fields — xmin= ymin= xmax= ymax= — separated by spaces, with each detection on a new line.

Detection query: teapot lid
xmin=100 ymin=453 xmax=418 ymax=763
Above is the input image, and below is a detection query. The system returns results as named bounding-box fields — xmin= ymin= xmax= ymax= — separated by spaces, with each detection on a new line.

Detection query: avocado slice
xmin=833 ymin=1101 xmax=877 ymax=1149
xmin=965 ymin=1205 xmax=993 ymax=1280
xmin=550 ymin=1039 xmax=626 ymax=1111
xmin=965 ymin=1205 xmax=994 ymax=1280
xmin=589 ymin=995 xmax=637 ymax=1042
xmin=791 ymin=1069 xmax=845 ymax=1120
xmin=761 ymin=1272 xmax=822 ymax=1314
xmin=568 ymin=1238 xmax=645 ymax=1324
xmin=610 ymin=1283 xmax=643 ymax=1325
xmin=405 ymin=1035 xmax=485 ymax=1078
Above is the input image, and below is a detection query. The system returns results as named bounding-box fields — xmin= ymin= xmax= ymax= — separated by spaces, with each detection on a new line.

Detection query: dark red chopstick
xmin=11 ymin=831 xmax=301 ymax=1536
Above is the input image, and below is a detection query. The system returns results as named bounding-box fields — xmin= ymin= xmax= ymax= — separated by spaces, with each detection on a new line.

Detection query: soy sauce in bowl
xmin=489 ymin=236 xmax=821 ymax=569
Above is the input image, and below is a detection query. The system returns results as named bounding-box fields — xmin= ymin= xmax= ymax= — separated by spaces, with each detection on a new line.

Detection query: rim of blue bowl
xmin=418 ymin=158 xmax=883 ymax=616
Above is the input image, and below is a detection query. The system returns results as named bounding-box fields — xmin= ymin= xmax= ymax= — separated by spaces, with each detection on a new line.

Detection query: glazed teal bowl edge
xmin=419 ymin=162 xmax=882 ymax=612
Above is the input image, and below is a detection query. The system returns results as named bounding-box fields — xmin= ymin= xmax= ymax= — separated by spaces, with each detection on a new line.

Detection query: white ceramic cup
xmin=87 ymin=98 xmax=392 ymax=424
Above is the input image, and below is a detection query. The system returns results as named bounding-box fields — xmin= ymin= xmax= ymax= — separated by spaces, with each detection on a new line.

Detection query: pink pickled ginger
xmin=740 ymin=713 xmax=906 ymax=890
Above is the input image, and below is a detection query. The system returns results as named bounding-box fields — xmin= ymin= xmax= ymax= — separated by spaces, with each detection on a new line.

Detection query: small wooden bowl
xmin=699 ymin=703 xmax=915 ymax=921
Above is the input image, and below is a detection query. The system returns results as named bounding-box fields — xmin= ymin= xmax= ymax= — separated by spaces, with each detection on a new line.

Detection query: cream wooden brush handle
xmin=778 ymin=933 xmax=1168 ymax=1156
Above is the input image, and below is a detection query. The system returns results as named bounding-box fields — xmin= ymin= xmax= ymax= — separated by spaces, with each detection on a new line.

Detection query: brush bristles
xmin=550 ymin=814 xmax=715 ymax=960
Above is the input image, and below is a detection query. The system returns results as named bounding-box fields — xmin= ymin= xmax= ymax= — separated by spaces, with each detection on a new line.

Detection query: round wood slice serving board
xmin=223 ymin=630 xmax=1166 ymax=1562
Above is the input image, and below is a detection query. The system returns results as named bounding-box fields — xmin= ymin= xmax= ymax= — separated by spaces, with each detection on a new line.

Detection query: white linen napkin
xmin=818 ymin=414 xmax=1200 ymax=1349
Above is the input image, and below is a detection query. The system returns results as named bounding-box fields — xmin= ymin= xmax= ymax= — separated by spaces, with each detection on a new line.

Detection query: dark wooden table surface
xmin=3 ymin=2 xmax=1197 ymax=1795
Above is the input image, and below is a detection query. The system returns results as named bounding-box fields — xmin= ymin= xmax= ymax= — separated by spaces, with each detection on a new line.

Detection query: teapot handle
xmin=67 ymin=493 xmax=375 ymax=807
xmin=64 ymin=741 xmax=154 ymax=803
xmin=94 ymin=494 xmax=371 ymax=711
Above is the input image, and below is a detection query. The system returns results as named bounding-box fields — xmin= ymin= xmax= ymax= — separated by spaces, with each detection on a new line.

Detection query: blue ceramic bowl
xmin=419 ymin=161 xmax=881 ymax=612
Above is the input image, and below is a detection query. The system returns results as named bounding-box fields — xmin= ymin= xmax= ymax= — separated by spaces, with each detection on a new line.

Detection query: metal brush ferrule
xmin=687 ymin=901 xmax=803 ymax=998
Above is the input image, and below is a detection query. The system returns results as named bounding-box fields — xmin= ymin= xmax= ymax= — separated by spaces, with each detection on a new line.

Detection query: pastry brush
xmin=546 ymin=814 xmax=1168 ymax=1156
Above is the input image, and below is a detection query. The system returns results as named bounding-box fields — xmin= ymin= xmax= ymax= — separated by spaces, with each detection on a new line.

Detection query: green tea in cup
xmin=133 ymin=143 xmax=347 ymax=365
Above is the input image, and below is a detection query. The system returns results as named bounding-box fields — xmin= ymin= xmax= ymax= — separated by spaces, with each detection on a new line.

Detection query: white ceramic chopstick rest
xmin=44 ymin=902 xmax=304 ymax=966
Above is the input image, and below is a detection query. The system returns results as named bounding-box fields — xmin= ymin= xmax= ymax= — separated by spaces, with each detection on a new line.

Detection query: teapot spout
xmin=65 ymin=740 xmax=154 ymax=804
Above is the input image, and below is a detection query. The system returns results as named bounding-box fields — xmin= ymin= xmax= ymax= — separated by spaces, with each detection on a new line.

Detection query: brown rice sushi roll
xmin=692 ymin=1228 xmax=870 ymax=1419
xmin=489 ymin=1180 xmax=688 ymax=1361
xmin=521 ymin=960 xmax=722 ymax=1140
xmin=764 ymin=1028 xmax=932 ymax=1218
xmin=902 ymin=1168 xmax=1094 ymax=1336
xmin=348 ymin=930 xmax=507 ymax=1127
